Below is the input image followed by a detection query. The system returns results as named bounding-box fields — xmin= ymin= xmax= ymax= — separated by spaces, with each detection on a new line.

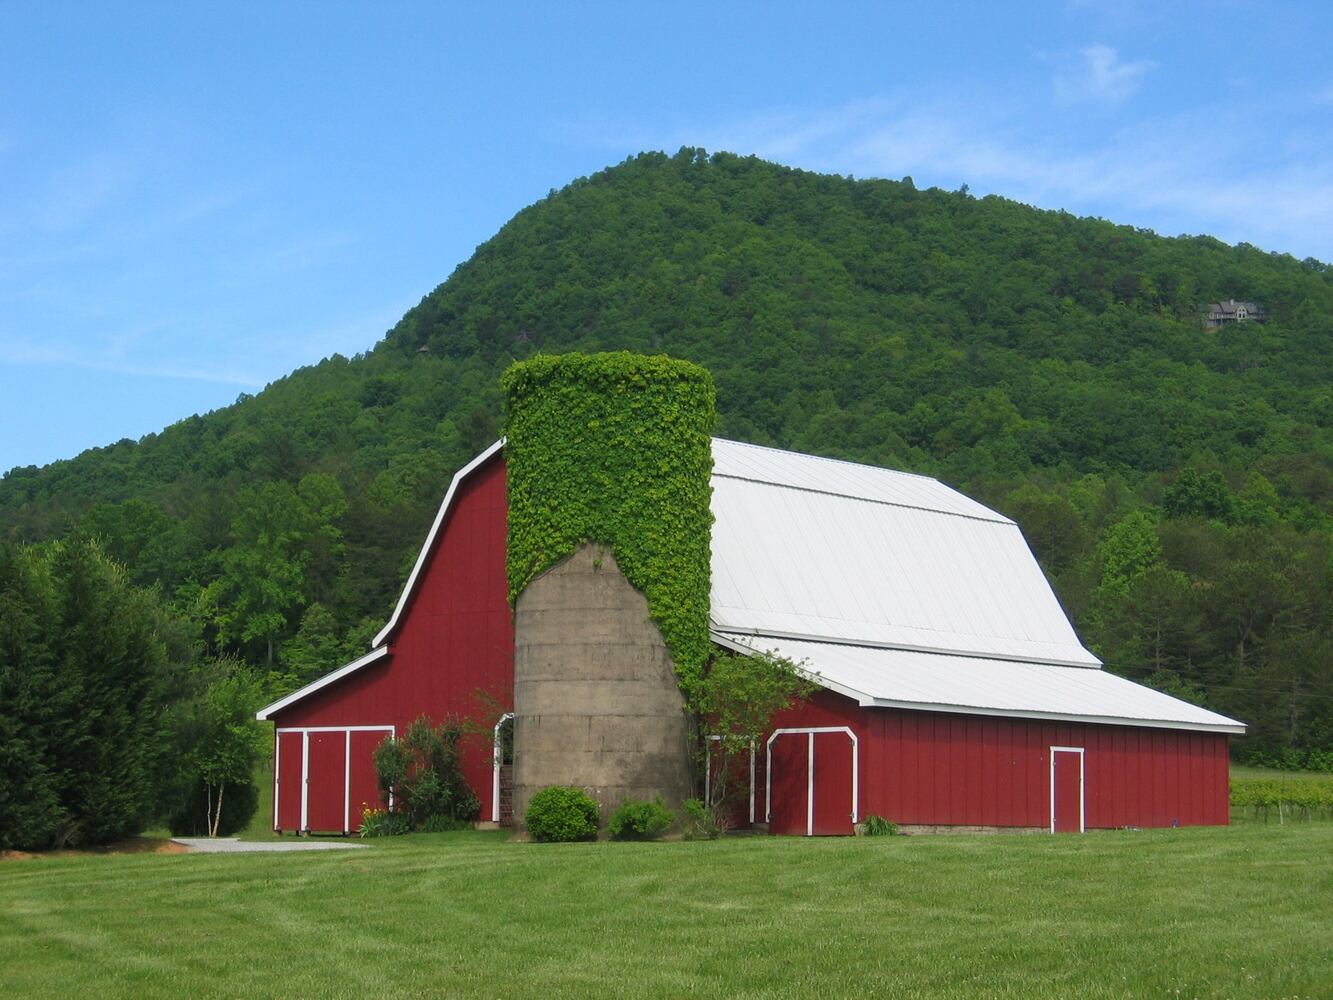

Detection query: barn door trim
xmin=491 ymin=713 xmax=514 ymax=823
xmin=301 ymin=731 xmax=310 ymax=832
xmin=275 ymin=725 xmax=395 ymax=833
xmin=1049 ymin=745 xmax=1085 ymax=833
xmin=272 ymin=730 xmax=281 ymax=833
xmin=764 ymin=726 xmax=859 ymax=836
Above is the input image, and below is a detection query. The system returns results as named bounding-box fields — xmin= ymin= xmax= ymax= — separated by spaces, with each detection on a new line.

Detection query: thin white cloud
xmin=0 ymin=339 xmax=263 ymax=388
xmin=587 ymin=97 xmax=1333 ymax=261
xmin=1054 ymin=44 xmax=1155 ymax=105
xmin=33 ymin=152 xmax=136 ymax=232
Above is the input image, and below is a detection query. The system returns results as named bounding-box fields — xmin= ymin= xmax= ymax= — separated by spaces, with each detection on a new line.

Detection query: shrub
xmin=525 ymin=786 xmax=599 ymax=842
xmin=693 ymin=650 xmax=815 ymax=827
xmin=372 ymin=716 xmax=480 ymax=833
xmin=1229 ymin=776 xmax=1333 ymax=821
xmin=861 ymin=814 xmax=899 ymax=836
xmin=608 ymin=797 xmax=674 ymax=840
xmin=682 ymin=797 xmax=720 ymax=840
xmin=359 ymin=807 xmax=411 ymax=838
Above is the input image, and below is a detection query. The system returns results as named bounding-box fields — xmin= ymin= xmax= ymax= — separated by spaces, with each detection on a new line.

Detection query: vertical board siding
xmin=275 ymin=731 xmax=304 ymax=832
xmin=348 ymin=730 xmax=388 ymax=830
xmin=767 ymin=732 xmax=809 ymax=835
xmin=267 ymin=455 xmax=514 ymax=826
xmin=305 ymin=731 xmax=346 ymax=832
xmin=1052 ymin=749 xmax=1082 ymax=832
xmin=766 ymin=688 xmax=1230 ymax=831
xmin=811 ymin=732 xmax=855 ymax=835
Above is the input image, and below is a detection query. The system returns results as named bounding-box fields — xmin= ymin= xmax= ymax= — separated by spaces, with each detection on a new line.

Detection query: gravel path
xmin=173 ymin=837 xmax=368 ymax=853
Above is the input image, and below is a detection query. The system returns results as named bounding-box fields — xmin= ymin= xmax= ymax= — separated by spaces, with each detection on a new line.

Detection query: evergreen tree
xmin=0 ymin=536 xmax=169 ymax=849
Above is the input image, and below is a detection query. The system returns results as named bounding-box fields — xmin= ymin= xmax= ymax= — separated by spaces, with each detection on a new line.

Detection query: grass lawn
xmin=2 ymin=825 xmax=1330 ymax=999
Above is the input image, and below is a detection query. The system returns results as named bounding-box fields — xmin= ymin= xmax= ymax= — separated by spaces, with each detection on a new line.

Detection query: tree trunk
xmin=210 ymin=784 xmax=226 ymax=837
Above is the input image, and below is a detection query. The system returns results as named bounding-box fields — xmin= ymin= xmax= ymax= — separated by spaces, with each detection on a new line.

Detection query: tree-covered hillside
xmin=2 ymin=149 xmax=1330 ymax=763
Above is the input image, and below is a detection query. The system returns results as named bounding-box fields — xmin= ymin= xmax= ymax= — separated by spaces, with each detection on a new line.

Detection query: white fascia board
xmin=861 ymin=697 xmax=1247 ymax=735
xmin=371 ymin=438 xmax=505 ymax=648
xmin=710 ymin=624 xmax=1102 ymax=670
xmin=255 ymin=646 xmax=391 ymax=721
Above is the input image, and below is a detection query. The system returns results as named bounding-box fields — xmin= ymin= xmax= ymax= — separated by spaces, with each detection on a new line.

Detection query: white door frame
xmin=765 ymin=726 xmax=859 ymax=836
xmin=491 ymin=713 xmax=515 ymax=823
xmin=1049 ymin=745 xmax=1085 ymax=833
xmin=276 ymin=725 xmax=395 ymax=833
xmin=703 ymin=735 xmax=758 ymax=824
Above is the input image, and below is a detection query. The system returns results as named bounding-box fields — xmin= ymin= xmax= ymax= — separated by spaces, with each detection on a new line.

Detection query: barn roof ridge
xmin=712 ymin=436 xmax=940 ymax=482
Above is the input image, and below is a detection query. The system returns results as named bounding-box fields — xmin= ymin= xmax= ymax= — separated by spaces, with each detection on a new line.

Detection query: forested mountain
xmin=2 ymin=149 xmax=1330 ymax=764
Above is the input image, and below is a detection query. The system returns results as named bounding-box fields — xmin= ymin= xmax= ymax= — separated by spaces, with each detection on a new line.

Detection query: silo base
xmin=512 ymin=544 xmax=694 ymax=828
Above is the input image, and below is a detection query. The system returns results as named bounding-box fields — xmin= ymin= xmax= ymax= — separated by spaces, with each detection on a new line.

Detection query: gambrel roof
xmin=262 ymin=438 xmax=1243 ymax=733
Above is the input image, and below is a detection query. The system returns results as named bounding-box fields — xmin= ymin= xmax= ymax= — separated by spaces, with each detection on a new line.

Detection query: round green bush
xmin=525 ymin=785 xmax=600 ymax=842
xmin=608 ymin=796 xmax=675 ymax=840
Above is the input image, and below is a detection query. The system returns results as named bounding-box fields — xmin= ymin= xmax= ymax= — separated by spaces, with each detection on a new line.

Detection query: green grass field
xmin=2 ymin=824 xmax=1329 ymax=999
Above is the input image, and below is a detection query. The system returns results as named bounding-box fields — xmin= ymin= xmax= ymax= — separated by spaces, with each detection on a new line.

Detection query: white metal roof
xmin=709 ymin=439 xmax=1099 ymax=669
xmin=714 ymin=634 xmax=1244 ymax=734
xmin=711 ymin=438 xmax=1007 ymax=522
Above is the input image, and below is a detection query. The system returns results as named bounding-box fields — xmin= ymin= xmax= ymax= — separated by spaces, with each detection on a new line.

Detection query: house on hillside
xmin=257 ymin=437 xmax=1243 ymax=836
xmin=1204 ymin=299 xmax=1267 ymax=328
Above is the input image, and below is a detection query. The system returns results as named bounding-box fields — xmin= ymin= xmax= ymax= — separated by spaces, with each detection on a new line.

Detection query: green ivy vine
xmin=501 ymin=352 xmax=715 ymax=697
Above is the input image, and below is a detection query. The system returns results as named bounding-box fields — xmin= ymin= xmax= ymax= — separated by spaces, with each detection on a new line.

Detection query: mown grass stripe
xmin=1 ymin=825 xmax=1329 ymax=999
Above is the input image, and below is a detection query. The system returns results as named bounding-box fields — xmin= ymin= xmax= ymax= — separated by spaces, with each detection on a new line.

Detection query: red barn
xmin=257 ymin=439 xmax=1243 ymax=835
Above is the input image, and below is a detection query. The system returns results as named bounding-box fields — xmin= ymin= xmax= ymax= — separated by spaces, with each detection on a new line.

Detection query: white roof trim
xmin=255 ymin=645 xmax=391 ymax=721
xmin=371 ymin=438 xmax=505 ymax=648
xmin=855 ymin=698 xmax=1247 ymax=735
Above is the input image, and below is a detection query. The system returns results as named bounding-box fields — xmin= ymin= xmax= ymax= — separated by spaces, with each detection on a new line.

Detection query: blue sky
xmin=3 ymin=1 xmax=1331 ymax=472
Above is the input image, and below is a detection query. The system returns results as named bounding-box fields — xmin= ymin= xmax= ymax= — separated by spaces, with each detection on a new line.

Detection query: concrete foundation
xmin=512 ymin=544 xmax=694 ymax=827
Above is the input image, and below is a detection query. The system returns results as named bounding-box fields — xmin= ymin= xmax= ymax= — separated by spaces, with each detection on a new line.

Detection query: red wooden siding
xmin=705 ymin=741 xmax=754 ymax=829
xmin=811 ymin=731 xmax=855 ymax=835
xmin=349 ymin=730 xmax=387 ymax=827
xmin=269 ymin=455 xmax=514 ymax=830
xmin=764 ymin=688 xmax=1229 ymax=831
xmin=306 ymin=731 xmax=346 ymax=832
xmin=767 ymin=733 xmax=808 ymax=835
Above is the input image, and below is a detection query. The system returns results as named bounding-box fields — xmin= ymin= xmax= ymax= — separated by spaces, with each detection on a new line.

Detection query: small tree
xmin=373 ymin=716 xmax=480 ymax=831
xmin=186 ymin=667 xmax=269 ymax=836
xmin=692 ymin=650 xmax=816 ymax=830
